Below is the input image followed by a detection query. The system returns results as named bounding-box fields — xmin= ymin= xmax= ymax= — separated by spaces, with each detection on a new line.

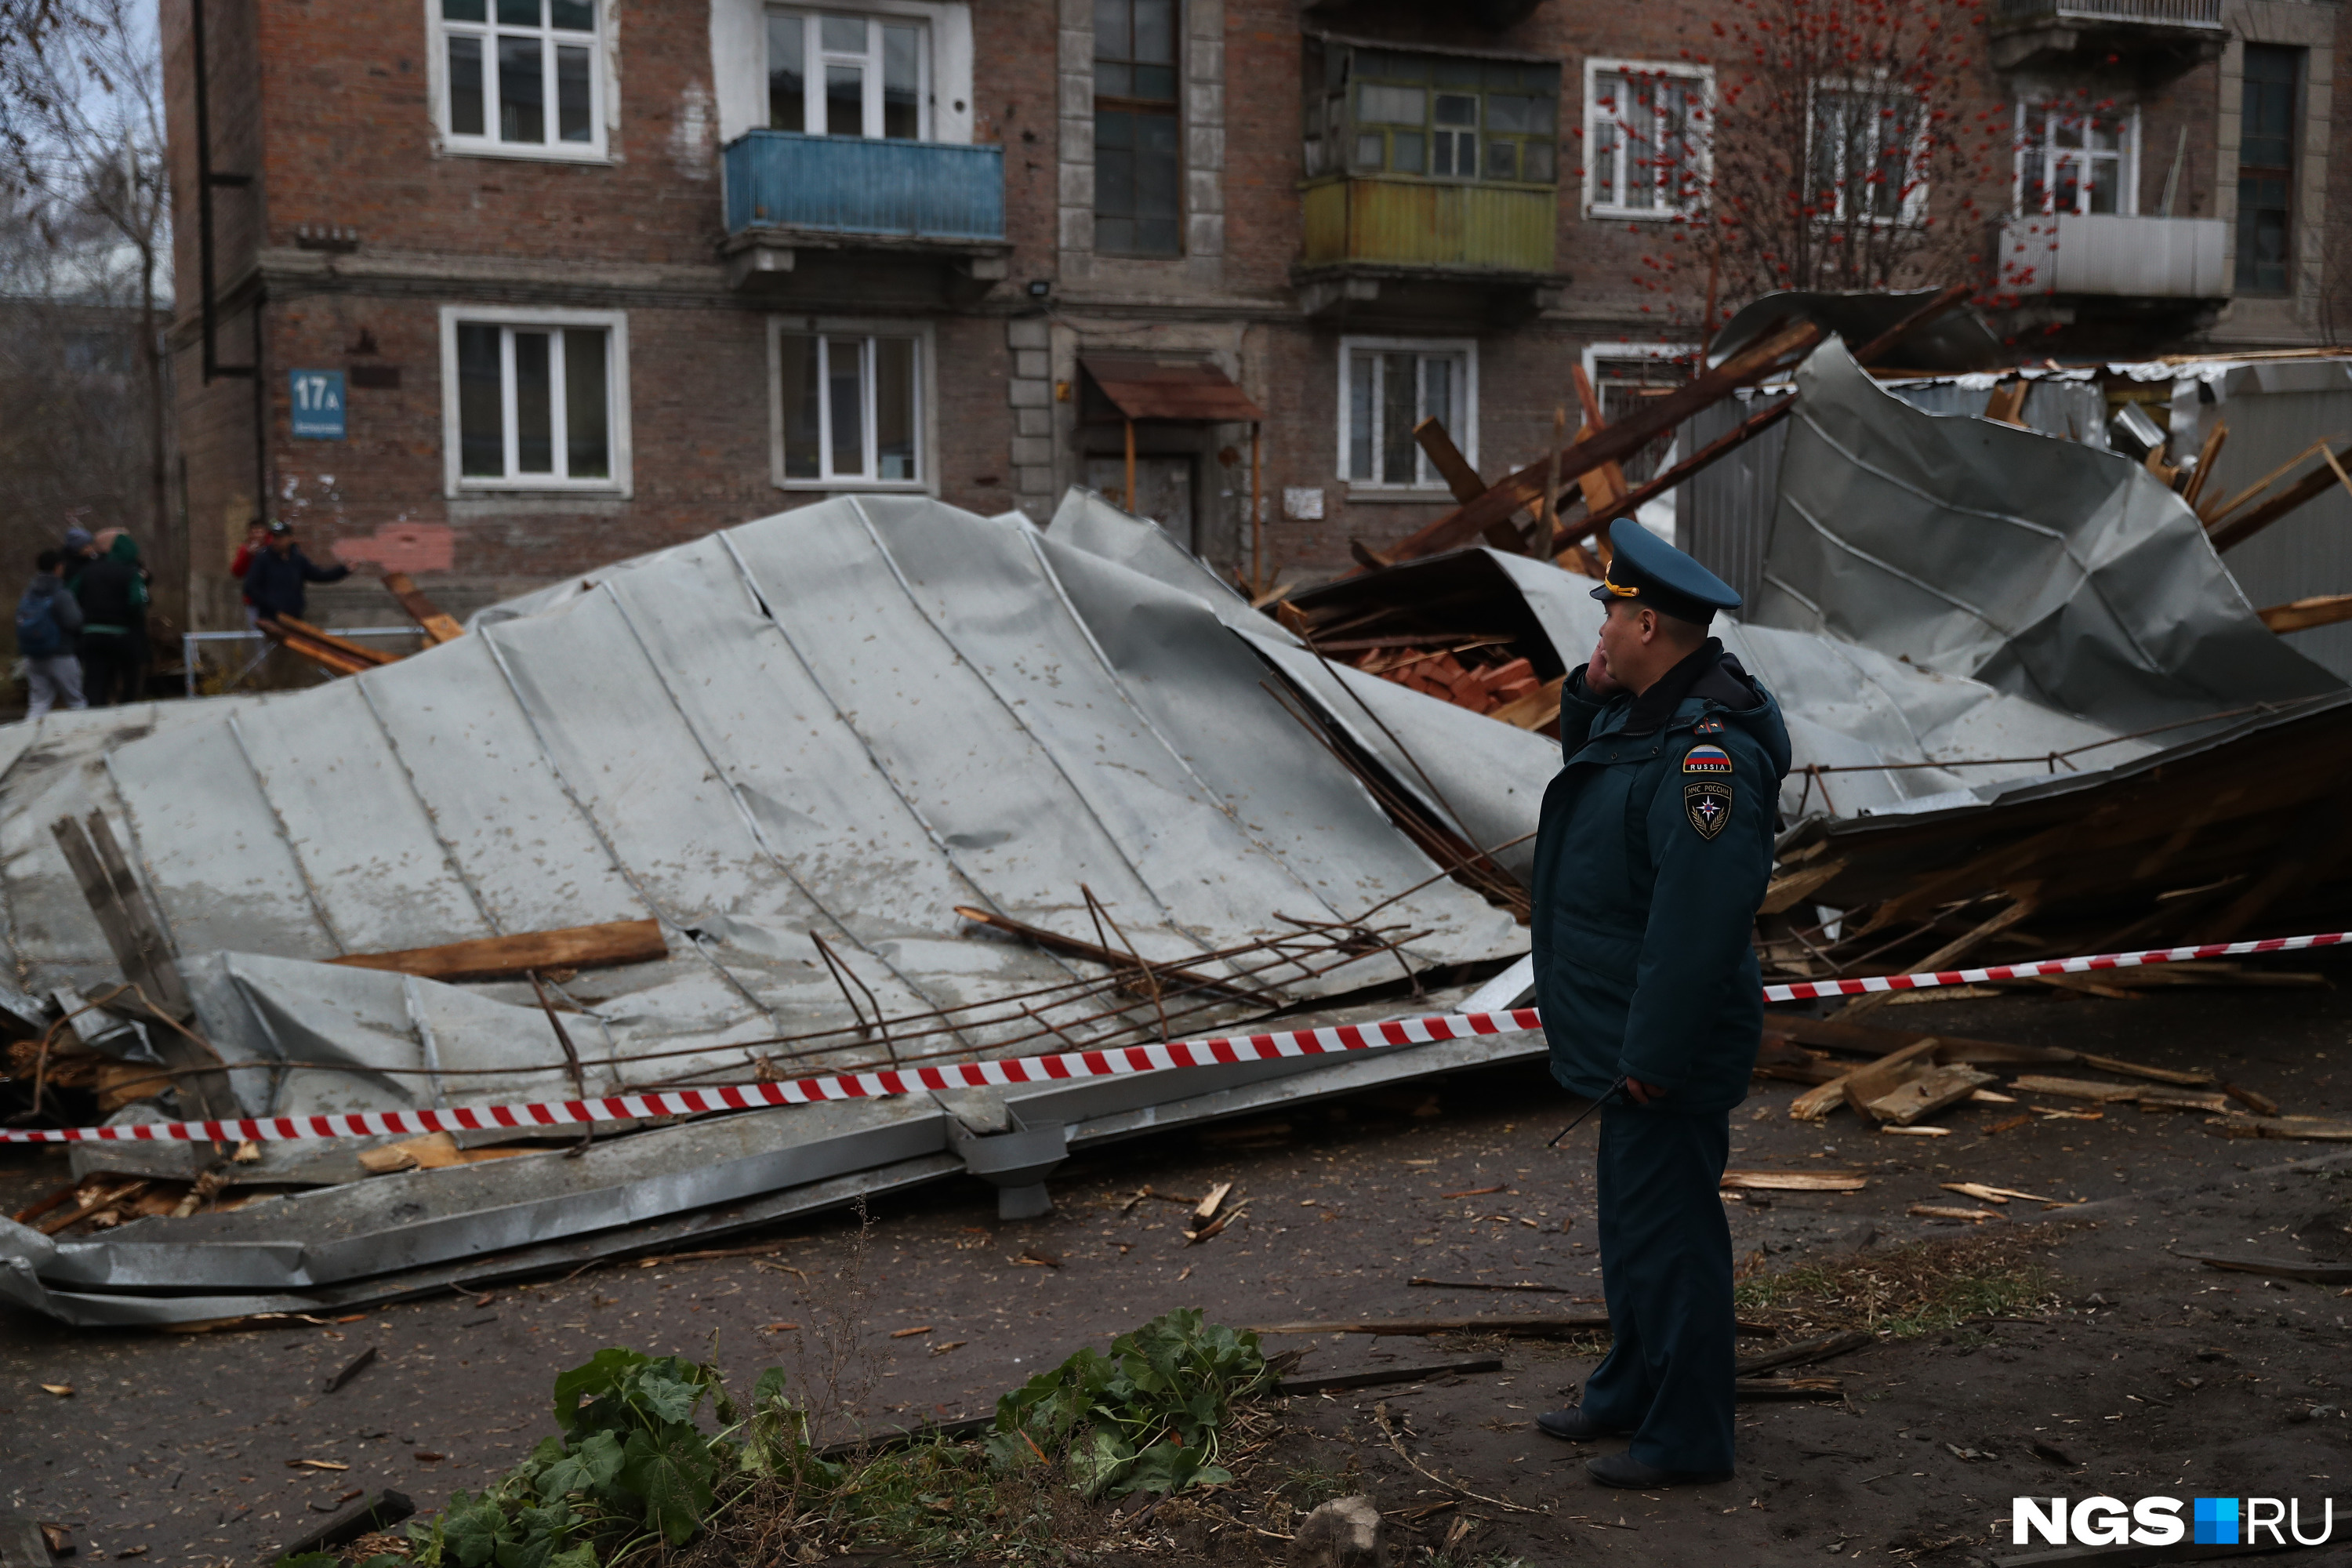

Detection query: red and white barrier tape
xmin=1759 ymin=931 xmax=2350 ymax=1001
xmin=5 ymin=929 xmax=2342 ymax=1147
xmin=0 ymin=1007 xmax=1544 ymax=1145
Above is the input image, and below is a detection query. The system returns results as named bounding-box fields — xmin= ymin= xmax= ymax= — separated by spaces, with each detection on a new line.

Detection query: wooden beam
xmin=1363 ymin=318 xmax=1826 ymax=569
xmin=1413 ymin=417 xmax=1526 ymax=552
xmin=264 ymin=615 xmax=400 ymax=666
xmin=49 ymin=812 xmax=193 ymax=1019
xmin=2259 ymin=593 xmax=2352 ymax=634
xmin=1555 ymin=396 xmax=1798 ymax=561
xmin=2180 ymin=420 xmax=2228 ymax=510
xmin=326 ymin=918 xmax=670 ymax=983
xmin=1981 ymin=381 xmax=2028 ymax=426
xmin=2207 ymin=441 xmax=2352 ymax=550
xmin=381 ymin=572 xmax=466 ymax=644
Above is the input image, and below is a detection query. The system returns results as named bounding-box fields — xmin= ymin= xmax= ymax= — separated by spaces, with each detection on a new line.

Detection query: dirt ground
xmin=6 ymin=971 xmax=2352 ymax=1566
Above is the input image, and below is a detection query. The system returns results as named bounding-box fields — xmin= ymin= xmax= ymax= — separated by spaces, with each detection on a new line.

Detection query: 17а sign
xmin=289 ymin=369 xmax=345 ymax=439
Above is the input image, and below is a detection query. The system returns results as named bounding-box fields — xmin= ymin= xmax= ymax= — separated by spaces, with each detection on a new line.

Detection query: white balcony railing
xmin=1993 ymin=0 xmax=2224 ymax=26
xmin=1999 ymin=213 xmax=2230 ymax=299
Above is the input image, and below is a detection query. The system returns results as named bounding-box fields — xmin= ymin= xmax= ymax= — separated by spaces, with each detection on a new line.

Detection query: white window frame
xmin=2013 ymin=100 xmax=2140 ymax=217
xmin=1807 ymin=78 xmax=1930 ymax=227
xmin=1583 ymin=58 xmax=1714 ymax=220
xmin=438 ymin=305 xmax=633 ymax=495
xmin=1583 ymin=341 xmax=1697 ymax=480
xmin=1336 ymin=336 xmax=1479 ymax=492
xmin=713 ymin=0 xmax=973 ymax=147
xmin=426 ymin=0 xmax=615 ymax=162
xmin=765 ymin=8 xmax=933 ymax=139
xmin=768 ymin=317 xmax=938 ymax=492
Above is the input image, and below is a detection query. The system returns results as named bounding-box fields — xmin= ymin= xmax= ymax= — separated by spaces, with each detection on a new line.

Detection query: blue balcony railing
xmin=723 ymin=132 xmax=1004 ymax=242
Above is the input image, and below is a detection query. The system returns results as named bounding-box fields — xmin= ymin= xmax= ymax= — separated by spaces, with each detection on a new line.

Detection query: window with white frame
xmin=772 ymin=324 xmax=927 ymax=486
xmin=2015 ymin=100 xmax=2137 ymax=216
xmin=441 ymin=308 xmax=629 ymax=492
xmin=767 ymin=10 xmax=928 ymax=138
xmin=1584 ymin=60 xmax=1711 ymax=218
xmin=434 ymin=0 xmax=604 ymax=156
xmin=1338 ymin=339 xmax=1475 ymax=488
xmin=1584 ymin=344 xmax=1696 ymax=486
xmin=1808 ymin=83 xmax=1926 ymax=223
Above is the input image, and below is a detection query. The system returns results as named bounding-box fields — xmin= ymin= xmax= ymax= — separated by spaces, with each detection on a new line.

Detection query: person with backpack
xmin=73 ymin=531 xmax=152 ymax=707
xmin=18 ymin=550 xmax=87 ymax=717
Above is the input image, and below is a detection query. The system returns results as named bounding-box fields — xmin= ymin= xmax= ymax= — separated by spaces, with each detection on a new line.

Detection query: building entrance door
xmin=1085 ymin=456 xmax=1195 ymax=552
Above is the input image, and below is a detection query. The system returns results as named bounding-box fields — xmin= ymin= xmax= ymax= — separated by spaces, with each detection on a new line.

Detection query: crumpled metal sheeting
xmin=1751 ymin=340 xmax=2342 ymax=731
xmin=1472 ymin=550 xmax=2154 ymax=820
xmin=1027 ymin=520 xmax=1535 ymax=920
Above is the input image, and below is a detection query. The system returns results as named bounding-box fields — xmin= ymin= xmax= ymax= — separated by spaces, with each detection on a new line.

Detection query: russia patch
xmin=1682 ymin=744 xmax=1733 ymax=775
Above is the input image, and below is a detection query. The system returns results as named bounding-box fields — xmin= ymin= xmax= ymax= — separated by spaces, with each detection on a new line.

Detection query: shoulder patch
xmin=1686 ymin=780 xmax=1733 ymax=840
xmin=1682 ymin=743 xmax=1734 ymax=775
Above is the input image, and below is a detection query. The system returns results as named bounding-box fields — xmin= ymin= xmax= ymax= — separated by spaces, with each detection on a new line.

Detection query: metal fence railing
xmin=1994 ymin=0 xmax=2224 ymax=25
xmin=181 ymin=627 xmax=423 ymax=699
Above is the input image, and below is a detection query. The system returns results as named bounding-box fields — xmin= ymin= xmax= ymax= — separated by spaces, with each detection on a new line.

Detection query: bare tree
xmin=0 ymin=0 xmax=172 ymax=570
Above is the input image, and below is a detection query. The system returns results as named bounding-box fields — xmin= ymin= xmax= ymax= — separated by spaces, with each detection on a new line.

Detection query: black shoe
xmin=1535 ymin=1406 xmax=1621 ymax=1441
xmin=1587 ymin=1452 xmax=1733 ymax=1488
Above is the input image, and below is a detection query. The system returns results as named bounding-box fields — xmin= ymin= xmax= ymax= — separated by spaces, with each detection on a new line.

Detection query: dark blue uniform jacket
xmin=1530 ymin=642 xmax=1792 ymax=1114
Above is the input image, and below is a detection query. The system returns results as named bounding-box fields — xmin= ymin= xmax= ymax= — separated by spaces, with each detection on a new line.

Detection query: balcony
xmin=1999 ymin=213 xmax=2229 ymax=300
xmin=1990 ymin=0 xmax=2225 ymax=76
xmin=719 ymin=132 xmax=1010 ymax=300
xmin=1294 ymin=176 xmax=1566 ymax=325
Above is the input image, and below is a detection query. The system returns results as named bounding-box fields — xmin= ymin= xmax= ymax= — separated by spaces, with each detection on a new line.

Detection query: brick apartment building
xmin=158 ymin=0 xmax=2350 ymax=631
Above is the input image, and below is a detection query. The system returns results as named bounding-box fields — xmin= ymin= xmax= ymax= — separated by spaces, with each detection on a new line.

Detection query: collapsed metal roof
xmin=0 ymin=492 xmax=1552 ymax=1326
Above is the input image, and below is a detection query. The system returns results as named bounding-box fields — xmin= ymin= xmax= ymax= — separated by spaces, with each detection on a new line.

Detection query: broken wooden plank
xmin=381 ymin=572 xmax=466 ymax=644
xmin=1910 ymin=1204 xmax=1998 ymax=1222
xmin=262 ymin=615 xmax=401 ymax=667
xmin=1734 ymin=1377 xmax=1845 ymax=1399
xmin=1412 ymin=418 xmax=1526 ymax=554
xmin=1486 ymin=674 xmax=1564 ymax=731
xmin=1277 ymin=1357 xmax=1504 ymax=1396
xmin=2203 ymin=1115 xmax=2352 ymax=1142
xmin=2207 ymin=440 xmax=2352 ymax=550
xmin=1719 ymin=1169 xmax=1868 ymax=1192
xmin=2135 ymin=1089 xmax=2235 ymax=1114
xmin=2258 ymin=593 xmax=2352 ymax=635
xmin=1864 ymin=1063 xmax=1997 ymax=1127
xmin=1760 ymin=858 xmax=1847 ymax=916
xmin=1940 ymin=1183 xmax=2077 ymax=1207
xmin=2177 ymin=1252 xmax=2352 ymax=1284
xmin=2010 ymin=1075 xmax=2143 ymax=1104
xmin=325 ymin=919 xmax=669 ymax=983
xmin=1838 ymin=1036 xmax=1946 ymax=1121
xmin=1734 ymin=1330 xmax=1873 ymax=1377
xmin=50 ymin=811 xmax=194 ymax=1019
xmin=1368 ymin=319 xmax=1825 ymax=568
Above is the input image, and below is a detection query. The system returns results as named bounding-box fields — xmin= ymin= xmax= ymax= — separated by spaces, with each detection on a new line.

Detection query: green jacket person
xmin=1529 ymin=517 xmax=1791 ymax=1490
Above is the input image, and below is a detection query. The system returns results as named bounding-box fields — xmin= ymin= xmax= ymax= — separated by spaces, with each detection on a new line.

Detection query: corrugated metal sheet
xmin=1298 ymin=177 xmax=1555 ymax=273
xmin=722 ymin=131 xmax=1005 ymax=240
xmin=1679 ymin=390 xmax=1788 ymax=608
xmin=2175 ymin=360 xmax=2352 ymax=680
xmin=1080 ymin=357 xmax=1265 ymax=423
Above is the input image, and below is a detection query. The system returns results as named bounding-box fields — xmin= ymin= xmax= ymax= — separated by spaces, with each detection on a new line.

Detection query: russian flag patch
xmin=1682 ymin=744 xmax=1733 ymax=775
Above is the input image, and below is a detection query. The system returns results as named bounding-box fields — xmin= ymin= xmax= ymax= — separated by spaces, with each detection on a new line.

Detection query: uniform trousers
xmin=1579 ymin=1101 xmax=1737 ymax=1472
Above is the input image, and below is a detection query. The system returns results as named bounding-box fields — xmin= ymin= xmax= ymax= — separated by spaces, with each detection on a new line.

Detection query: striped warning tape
xmin=3 ymin=929 xmax=2340 ymax=1146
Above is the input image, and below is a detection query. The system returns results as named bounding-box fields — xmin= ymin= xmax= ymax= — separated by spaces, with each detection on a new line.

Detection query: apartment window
xmin=1338 ymin=339 xmax=1476 ymax=488
xmin=440 ymin=308 xmax=629 ymax=492
xmin=1308 ymin=43 xmax=1559 ymax=185
xmin=1585 ymin=345 xmax=1696 ymax=486
xmin=772 ymin=325 xmax=927 ymax=486
xmin=2016 ymin=100 xmax=2136 ymax=216
xmin=767 ymin=10 xmax=927 ymax=139
xmin=1094 ymin=0 xmax=1180 ymax=256
xmin=1809 ymin=84 xmax=1925 ymax=223
xmin=435 ymin=0 xmax=603 ymax=156
xmin=2238 ymin=43 xmax=2300 ymax=296
xmin=1584 ymin=60 xmax=1710 ymax=217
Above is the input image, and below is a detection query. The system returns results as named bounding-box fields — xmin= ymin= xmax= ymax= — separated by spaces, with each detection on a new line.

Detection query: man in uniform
xmin=1528 ymin=517 xmax=1791 ymax=1488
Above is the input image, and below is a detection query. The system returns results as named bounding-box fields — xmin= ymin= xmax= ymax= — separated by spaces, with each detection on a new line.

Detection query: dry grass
xmin=1733 ymin=1225 xmax=2067 ymax=1339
